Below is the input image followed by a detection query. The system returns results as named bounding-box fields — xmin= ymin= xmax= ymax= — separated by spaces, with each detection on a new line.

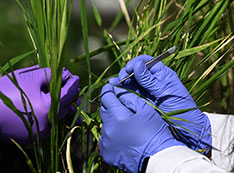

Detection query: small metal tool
xmin=116 ymin=46 xmax=177 ymax=85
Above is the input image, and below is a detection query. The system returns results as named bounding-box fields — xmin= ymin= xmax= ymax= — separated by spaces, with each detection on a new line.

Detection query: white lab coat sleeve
xmin=205 ymin=113 xmax=234 ymax=171
xmin=146 ymin=112 xmax=234 ymax=173
xmin=145 ymin=146 xmax=227 ymax=173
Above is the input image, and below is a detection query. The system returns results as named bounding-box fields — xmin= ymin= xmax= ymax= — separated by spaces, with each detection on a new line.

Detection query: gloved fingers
xmin=99 ymin=106 xmax=110 ymax=123
xmin=118 ymin=67 xmax=132 ymax=84
xmin=15 ymin=64 xmax=40 ymax=74
xmin=17 ymin=67 xmax=52 ymax=91
xmin=36 ymin=68 xmax=52 ymax=87
xmin=100 ymin=84 xmax=133 ymax=123
xmin=149 ymin=61 xmax=171 ymax=75
xmin=101 ymin=83 xmax=121 ymax=109
xmin=61 ymin=68 xmax=73 ymax=82
xmin=58 ymin=75 xmax=79 ymax=119
xmin=101 ymin=83 xmax=129 ymax=112
xmin=125 ymin=54 xmax=153 ymax=74
xmin=113 ymin=86 xmax=139 ymax=113
xmin=133 ymin=60 xmax=159 ymax=91
xmin=38 ymin=68 xmax=75 ymax=93
xmin=117 ymin=55 xmax=153 ymax=83
xmin=60 ymin=74 xmax=80 ymax=106
xmin=108 ymin=77 xmax=119 ymax=85
xmin=117 ymin=55 xmax=155 ymax=87
xmin=125 ymin=55 xmax=172 ymax=78
xmin=118 ymin=67 xmax=140 ymax=93
xmin=38 ymin=67 xmax=73 ymax=86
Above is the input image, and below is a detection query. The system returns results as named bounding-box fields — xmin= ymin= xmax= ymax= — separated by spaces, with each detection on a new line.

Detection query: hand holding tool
xmin=116 ymin=46 xmax=177 ymax=85
xmin=99 ymin=83 xmax=184 ymax=172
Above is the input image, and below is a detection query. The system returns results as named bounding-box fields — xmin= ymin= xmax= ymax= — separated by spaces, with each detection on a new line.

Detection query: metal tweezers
xmin=116 ymin=46 xmax=177 ymax=85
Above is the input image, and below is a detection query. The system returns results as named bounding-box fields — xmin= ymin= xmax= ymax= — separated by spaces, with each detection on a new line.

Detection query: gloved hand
xmin=0 ymin=65 xmax=80 ymax=144
xmin=99 ymin=82 xmax=184 ymax=172
xmin=114 ymin=55 xmax=212 ymax=154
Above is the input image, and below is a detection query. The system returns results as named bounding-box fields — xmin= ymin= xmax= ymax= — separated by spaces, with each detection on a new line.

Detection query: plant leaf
xmin=0 ymin=50 xmax=35 ymax=74
xmin=175 ymin=39 xmax=221 ymax=59
xmin=11 ymin=138 xmax=37 ymax=173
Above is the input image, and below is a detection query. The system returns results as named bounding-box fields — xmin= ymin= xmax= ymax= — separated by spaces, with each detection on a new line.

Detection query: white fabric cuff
xmin=146 ymin=146 xmax=227 ymax=173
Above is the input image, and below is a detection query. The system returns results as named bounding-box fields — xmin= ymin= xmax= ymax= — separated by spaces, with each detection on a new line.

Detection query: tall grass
xmin=0 ymin=0 xmax=233 ymax=172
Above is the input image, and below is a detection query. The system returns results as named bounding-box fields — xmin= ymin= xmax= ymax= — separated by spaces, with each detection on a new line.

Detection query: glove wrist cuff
xmin=195 ymin=113 xmax=212 ymax=154
xmin=139 ymin=157 xmax=150 ymax=173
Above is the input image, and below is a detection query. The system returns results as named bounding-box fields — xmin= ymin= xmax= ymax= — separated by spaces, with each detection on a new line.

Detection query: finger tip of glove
xmin=125 ymin=54 xmax=152 ymax=73
xmin=101 ymin=83 xmax=114 ymax=96
xmin=108 ymin=77 xmax=119 ymax=85
xmin=118 ymin=67 xmax=129 ymax=81
xmin=134 ymin=60 xmax=146 ymax=74
xmin=149 ymin=61 xmax=167 ymax=73
xmin=62 ymin=68 xmax=72 ymax=79
xmin=34 ymin=64 xmax=40 ymax=68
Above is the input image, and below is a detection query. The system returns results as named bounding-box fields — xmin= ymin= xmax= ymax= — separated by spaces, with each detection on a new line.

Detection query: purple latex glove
xmin=0 ymin=65 xmax=80 ymax=144
xmin=114 ymin=55 xmax=212 ymax=154
xmin=99 ymin=82 xmax=184 ymax=172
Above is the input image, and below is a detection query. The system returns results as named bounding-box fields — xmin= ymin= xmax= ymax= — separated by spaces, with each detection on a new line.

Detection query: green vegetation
xmin=0 ymin=0 xmax=233 ymax=172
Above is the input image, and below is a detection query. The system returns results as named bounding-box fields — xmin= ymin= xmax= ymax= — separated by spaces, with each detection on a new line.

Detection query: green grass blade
xmin=119 ymin=0 xmax=135 ymax=36
xmin=0 ymin=91 xmax=33 ymax=139
xmin=182 ymin=0 xmax=194 ymax=49
xmin=90 ymin=0 xmax=122 ymax=66
xmin=144 ymin=99 xmax=200 ymax=138
xmin=81 ymin=0 xmax=91 ymax=113
xmin=165 ymin=107 xmax=198 ymax=117
xmin=11 ymin=139 xmax=37 ymax=173
xmin=192 ymin=57 xmax=234 ymax=97
xmin=0 ymin=50 xmax=35 ymax=73
xmin=174 ymin=0 xmax=194 ymax=46
xmin=191 ymin=34 xmax=233 ymax=71
xmin=87 ymin=150 xmax=98 ymax=173
xmin=109 ymin=0 xmax=131 ymax=32
xmin=189 ymin=0 xmax=228 ymax=47
xmin=70 ymin=40 xmax=131 ymax=63
xmin=92 ymin=22 xmax=164 ymax=85
xmin=67 ymin=0 xmax=74 ymax=30
xmin=58 ymin=0 xmax=68 ymax=60
xmin=189 ymin=48 xmax=231 ymax=93
xmin=29 ymin=0 xmax=45 ymax=44
xmin=198 ymin=1 xmax=229 ymax=45
xmin=90 ymin=0 xmax=102 ymax=27
xmin=175 ymin=39 xmax=221 ymax=59
xmin=152 ymin=1 xmax=173 ymax=56
xmin=80 ymin=110 xmax=99 ymax=141
xmin=4 ymin=69 xmax=42 ymax=169
xmin=193 ymin=0 xmax=210 ymax=12
xmin=168 ymin=117 xmax=201 ymax=138
xmin=0 ymin=84 xmax=42 ymax=170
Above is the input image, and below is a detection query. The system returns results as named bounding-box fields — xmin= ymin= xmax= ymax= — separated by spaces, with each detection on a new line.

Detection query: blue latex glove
xmin=115 ymin=54 xmax=212 ymax=154
xmin=0 ymin=65 xmax=80 ymax=144
xmin=99 ymin=82 xmax=184 ymax=172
